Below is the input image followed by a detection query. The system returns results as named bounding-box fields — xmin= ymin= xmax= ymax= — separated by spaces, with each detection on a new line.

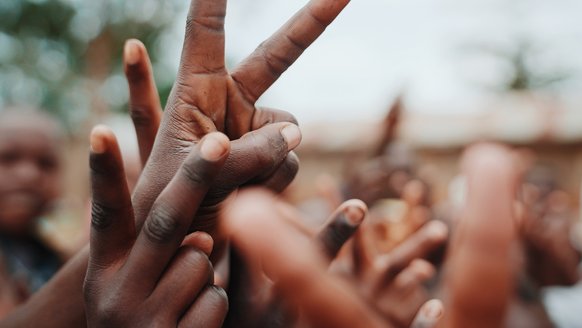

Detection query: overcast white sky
xmin=163 ymin=0 xmax=582 ymax=124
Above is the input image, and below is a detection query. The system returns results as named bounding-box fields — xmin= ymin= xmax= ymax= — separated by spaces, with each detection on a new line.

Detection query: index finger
xmin=316 ymin=199 xmax=367 ymax=262
xmin=231 ymin=0 xmax=350 ymax=103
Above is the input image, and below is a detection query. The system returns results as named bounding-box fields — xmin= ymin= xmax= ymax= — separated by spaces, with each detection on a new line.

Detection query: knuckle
xmin=87 ymin=290 xmax=126 ymax=326
xmin=256 ymin=109 xmax=298 ymax=127
xmin=144 ymin=205 xmax=180 ymax=244
xmin=129 ymin=105 xmax=154 ymax=127
xmin=91 ymin=200 xmax=114 ymax=230
xmin=185 ymin=15 xmax=223 ymax=35
xmin=261 ymin=48 xmax=292 ymax=78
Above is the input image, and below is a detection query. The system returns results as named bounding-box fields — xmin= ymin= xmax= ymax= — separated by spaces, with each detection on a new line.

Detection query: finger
xmin=208 ymin=122 xmax=301 ymax=195
xmin=375 ymin=260 xmax=435 ymax=326
xmin=224 ymin=189 xmax=386 ymax=328
xmin=410 ymin=299 xmax=444 ymax=328
xmin=178 ymin=286 xmax=228 ymax=328
xmin=187 ymin=123 xmax=301 ymax=236
xmin=442 ymin=143 xmax=517 ymax=328
xmin=229 ymin=122 xmax=300 ymax=183
xmin=378 ymin=220 xmax=448 ymax=281
xmin=232 ymin=0 xmax=351 ymax=102
xmin=227 ymin=105 xmax=298 ymax=142
xmin=88 ymin=125 xmax=135 ymax=268
xmin=180 ymin=0 xmax=226 ymax=74
xmin=150 ymin=246 xmax=214 ymax=320
xmin=246 ymin=108 xmax=300 ymax=192
xmin=316 ymin=199 xmax=367 ymax=261
xmin=392 ymin=259 xmax=435 ymax=293
xmin=352 ymin=223 xmax=377 ymax=277
xmin=254 ymin=151 xmax=299 ymax=193
xmin=251 ymin=107 xmax=298 ymax=129
xmin=126 ymin=133 xmax=229 ymax=290
xmin=182 ymin=231 xmax=214 ymax=257
xmin=124 ymin=39 xmax=162 ymax=167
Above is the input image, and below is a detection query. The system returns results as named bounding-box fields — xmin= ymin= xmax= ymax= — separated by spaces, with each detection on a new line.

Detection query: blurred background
xmin=2 ymin=0 xmax=582 ymax=240
xmin=2 ymin=0 xmax=582 ymax=325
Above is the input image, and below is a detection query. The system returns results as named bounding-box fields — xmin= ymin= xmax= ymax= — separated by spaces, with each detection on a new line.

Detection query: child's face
xmin=0 ymin=121 xmax=61 ymax=235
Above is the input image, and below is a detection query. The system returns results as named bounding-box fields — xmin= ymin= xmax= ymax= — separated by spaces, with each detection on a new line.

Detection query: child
xmin=0 ymin=109 xmax=63 ymax=315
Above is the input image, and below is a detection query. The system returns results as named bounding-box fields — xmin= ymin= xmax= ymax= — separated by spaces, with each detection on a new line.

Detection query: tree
xmin=0 ymin=0 xmax=183 ymax=130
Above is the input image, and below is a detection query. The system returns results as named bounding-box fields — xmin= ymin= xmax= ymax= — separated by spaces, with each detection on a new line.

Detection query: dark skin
xmin=1 ymin=0 xmax=350 ymax=325
xmin=223 ymin=189 xmax=445 ymax=328
xmin=223 ymin=198 xmax=369 ymax=327
xmin=130 ymin=0 xmax=353 ymax=245
xmin=84 ymin=126 xmax=228 ymax=328
xmin=222 ymin=146 xmax=529 ymax=328
xmin=0 ymin=111 xmax=62 ymax=318
xmin=343 ymin=217 xmax=448 ymax=327
xmin=439 ymin=143 xmax=518 ymax=328
xmin=125 ymin=37 xmax=301 ymax=244
xmin=520 ymin=186 xmax=580 ymax=286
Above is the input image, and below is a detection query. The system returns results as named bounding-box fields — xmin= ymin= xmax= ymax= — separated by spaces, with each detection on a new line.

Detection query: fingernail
xmin=200 ymin=133 xmax=229 ymax=161
xmin=90 ymin=125 xmax=108 ymax=154
xmin=422 ymin=299 xmax=443 ymax=319
xmin=124 ymin=39 xmax=140 ymax=65
xmin=343 ymin=203 xmax=366 ymax=226
xmin=187 ymin=231 xmax=214 ymax=256
xmin=426 ymin=220 xmax=448 ymax=241
xmin=281 ymin=124 xmax=301 ymax=151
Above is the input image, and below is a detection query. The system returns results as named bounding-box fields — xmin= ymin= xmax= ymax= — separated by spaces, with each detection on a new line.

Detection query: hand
xmin=223 ymin=197 xmax=368 ymax=327
xmin=83 ymin=127 xmax=229 ymax=327
xmin=519 ymin=187 xmax=580 ymax=286
xmin=223 ymin=189 xmax=446 ymax=328
xmin=344 ymin=215 xmax=447 ymax=327
xmin=124 ymin=38 xmax=301 ymax=261
xmin=125 ymin=0 xmax=352 ymax=243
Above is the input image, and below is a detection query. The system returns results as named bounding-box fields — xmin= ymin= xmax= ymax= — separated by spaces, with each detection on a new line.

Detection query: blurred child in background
xmin=0 ymin=109 xmax=63 ymax=317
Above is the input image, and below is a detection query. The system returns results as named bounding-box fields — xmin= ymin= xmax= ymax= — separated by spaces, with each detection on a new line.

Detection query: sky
xmin=161 ymin=0 xmax=582 ymax=124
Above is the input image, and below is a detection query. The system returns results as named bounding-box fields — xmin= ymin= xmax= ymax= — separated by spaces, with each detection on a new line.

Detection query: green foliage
xmin=0 ymin=0 xmax=183 ymax=130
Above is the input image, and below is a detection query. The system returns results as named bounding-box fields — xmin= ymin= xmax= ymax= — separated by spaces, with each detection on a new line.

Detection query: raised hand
xmin=345 ymin=218 xmax=447 ymax=327
xmin=84 ymin=126 xmax=229 ymax=327
xmin=223 ymin=189 xmax=446 ymax=328
xmin=129 ymin=0 xmax=352 ymax=243
xmin=519 ymin=184 xmax=580 ymax=286
xmin=223 ymin=197 xmax=367 ymax=327
xmin=223 ymin=190 xmax=385 ymax=328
